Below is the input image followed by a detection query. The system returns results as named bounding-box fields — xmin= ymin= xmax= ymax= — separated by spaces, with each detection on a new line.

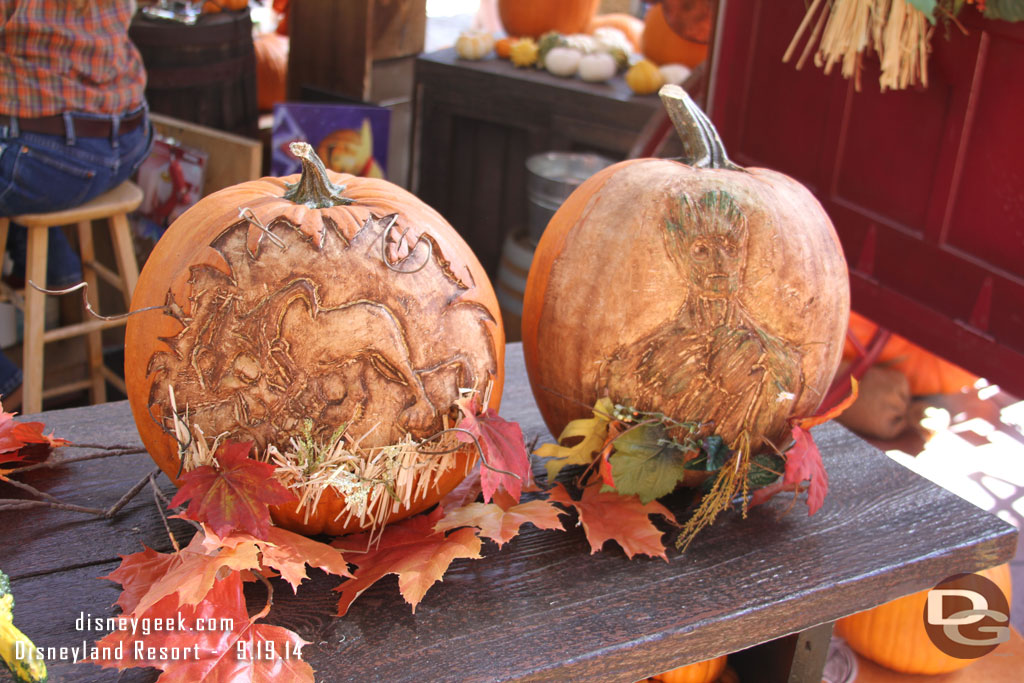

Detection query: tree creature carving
xmin=602 ymin=190 xmax=804 ymax=450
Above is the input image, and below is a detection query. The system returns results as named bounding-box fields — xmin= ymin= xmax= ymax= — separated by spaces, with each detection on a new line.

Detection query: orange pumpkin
xmin=836 ymin=564 xmax=1012 ymax=675
xmin=653 ymin=655 xmax=727 ymax=683
xmin=522 ymin=86 xmax=848 ymax=533
xmin=498 ymin=0 xmax=600 ymax=39
xmin=641 ymin=4 xmax=708 ymax=67
xmin=125 ymin=144 xmax=504 ymax=536
xmin=589 ymin=12 xmax=645 ymax=51
xmin=844 ymin=311 xmax=979 ymax=395
xmin=201 ymin=0 xmax=249 ymax=13
xmin=254 ymin=32 xmax=288 ymax=112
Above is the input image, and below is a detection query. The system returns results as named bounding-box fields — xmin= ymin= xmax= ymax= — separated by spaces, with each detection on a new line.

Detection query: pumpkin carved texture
xmin=125 ymin=144 xmax=504 ymax=535
xmin=522 ymin=86 xmax=849 ymax=532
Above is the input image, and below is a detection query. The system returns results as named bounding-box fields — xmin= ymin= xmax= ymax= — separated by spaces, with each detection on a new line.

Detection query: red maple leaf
xmin=332 ymin=507 xmax=482 ymax=615
xmin=434 ymin=489 xmax=567 ymax=548
xmin=91 ymin=571 xmax=313 ymax=682
xmin=455 ymin=395 xmax=532 ymax=503
xmin=547 ymin=483 xmax=676 ymax=560
xmin=169 ymin=441 xmax=295 ymax=539
xmin=0 ymin=399 xmax=70 ymax=464
xmin=438 ymin=463 xmax=483 ymax=511
xmin=783 ymin=426 xmax=829 ymax=515
xmin=101 ymin=545 xmax=180 ymax=615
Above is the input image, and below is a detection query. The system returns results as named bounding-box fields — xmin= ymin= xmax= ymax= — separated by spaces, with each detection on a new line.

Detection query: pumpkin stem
xmin=283 ymin=142 xmax=356 ymax=208
xmin=659 ymin=84 xmax=745 ymax=172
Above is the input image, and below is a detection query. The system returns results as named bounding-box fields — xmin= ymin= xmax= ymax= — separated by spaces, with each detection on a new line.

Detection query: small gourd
xmin=455 ymin=30 xmax=495 ymax=61
xmin=495 ymin=36 xmax=516 ymax=59
xmin=625 ymin=59 xmax=664 ymax=95
xmin=578 ymin=52 xmax=617 ymax=83
xmin=659 ymin=63 xmax=692 ymax=86
xmin=510 ymin=37 xmax=540 ymax=68
xmin=545 ymin=46 xmax=583 ymax=77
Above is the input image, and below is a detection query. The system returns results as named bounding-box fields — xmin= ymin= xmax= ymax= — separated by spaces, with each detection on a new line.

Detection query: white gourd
xmin=545 ymin=47 xmax=584 ymax=77
xmin=578 ymin=52 xmax=617 ymax=83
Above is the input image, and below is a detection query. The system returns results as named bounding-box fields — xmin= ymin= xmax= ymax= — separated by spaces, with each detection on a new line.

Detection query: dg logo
xmin=924 ymin=571 xmax=1012 ymax=658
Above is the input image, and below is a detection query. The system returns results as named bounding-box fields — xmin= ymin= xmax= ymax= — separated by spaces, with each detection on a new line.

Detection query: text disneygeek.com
xmin=13 ymin=612 xmax=303 ymax=664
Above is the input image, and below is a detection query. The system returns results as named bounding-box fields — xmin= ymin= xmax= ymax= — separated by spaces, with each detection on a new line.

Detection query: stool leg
xmin=22 ymin=225 xmax=48 ymax=414
xmin=0 ymin=218 xmax=9 ymax=257
xmin=76 ymin=219 xmax=107 ymax=405
xmin=109 ymin=213 xmax=139 ymax=307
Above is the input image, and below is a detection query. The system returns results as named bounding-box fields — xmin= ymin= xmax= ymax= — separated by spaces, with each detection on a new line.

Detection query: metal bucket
xmin=526 ymin=152 xmax=614 ymax=244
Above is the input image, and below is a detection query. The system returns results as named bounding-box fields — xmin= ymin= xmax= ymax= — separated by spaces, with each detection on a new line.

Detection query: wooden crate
xmin=149 ymin=113 xmax=263 ymax=196
xmin=285 ymin=0 xmax=426 ymax=102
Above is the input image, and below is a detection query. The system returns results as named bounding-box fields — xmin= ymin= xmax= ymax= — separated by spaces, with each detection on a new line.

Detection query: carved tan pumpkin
xmin=125 ymin=144 xmax=504 ymax=536
xmin=522 ymin=86 xmax=848 ymax=521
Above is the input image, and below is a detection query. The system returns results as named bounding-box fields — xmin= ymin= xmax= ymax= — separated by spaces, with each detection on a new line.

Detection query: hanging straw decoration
xmin=784 ymin=0 xmax=933 ymax=91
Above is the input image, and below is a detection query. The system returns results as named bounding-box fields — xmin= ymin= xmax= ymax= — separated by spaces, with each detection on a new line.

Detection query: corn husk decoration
xmin=784 ymin=0 xmax=933 ymax=91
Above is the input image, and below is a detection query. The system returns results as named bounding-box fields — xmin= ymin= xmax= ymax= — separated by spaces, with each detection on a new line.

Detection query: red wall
xmin=711 ymin=1 xmax=1024 ymax=396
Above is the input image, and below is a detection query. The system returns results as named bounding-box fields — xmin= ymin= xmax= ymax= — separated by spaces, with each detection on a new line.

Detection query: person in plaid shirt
xmin=1 ymin=0 xmax=154 ymax=409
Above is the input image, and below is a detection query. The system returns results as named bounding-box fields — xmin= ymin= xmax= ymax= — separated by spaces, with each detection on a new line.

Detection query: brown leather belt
xmin=15 ymin=111 xmax=147 ymax=138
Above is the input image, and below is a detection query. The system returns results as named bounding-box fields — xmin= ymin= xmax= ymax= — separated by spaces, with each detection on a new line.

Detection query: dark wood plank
xmin=0 ymin=344 xmax=1016 ymax=682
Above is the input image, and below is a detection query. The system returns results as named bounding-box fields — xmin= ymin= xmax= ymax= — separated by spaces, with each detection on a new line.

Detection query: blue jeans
xmin=0 ymin=107 xmax=154 ymax=397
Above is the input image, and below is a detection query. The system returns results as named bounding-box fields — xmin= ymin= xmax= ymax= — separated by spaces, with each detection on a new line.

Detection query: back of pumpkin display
xmin=522 ymin=86 xmax=849 ymax=546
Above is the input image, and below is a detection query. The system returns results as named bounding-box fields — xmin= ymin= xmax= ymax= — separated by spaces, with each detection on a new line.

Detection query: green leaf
xmin=747 ymin=453 xmax=786 ymax=489
xmin=909 ymin=0 xmax=939 ymax=23
xmin=685 ymin=435 xmax=730 ymax=471
xmin=985 ymin=0 xmax=1024 ymax=21
xmin=607 ymin=424 xmax=689 ymax=504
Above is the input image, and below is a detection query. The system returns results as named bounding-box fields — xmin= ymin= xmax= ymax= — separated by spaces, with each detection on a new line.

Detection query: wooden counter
xmin=0 ymin=344 xmax=1017 ymax=682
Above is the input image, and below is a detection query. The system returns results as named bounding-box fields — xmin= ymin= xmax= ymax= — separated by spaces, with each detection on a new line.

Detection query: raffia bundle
xmin=784 ymin=0 xmax=932 ymax=91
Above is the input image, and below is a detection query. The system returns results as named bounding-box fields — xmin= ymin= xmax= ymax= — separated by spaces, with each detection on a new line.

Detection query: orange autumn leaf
xmin=434 ymin=489 xmax=567 ymax=548
xmin=794 ymin=377 xmax=859 ymax=430
xmin=92 ymin=571 xmax=313 ymax=682
xmin=548 ymin=483 xmax=676 ymax=560
xmin=333 ymin=507 xmax=482 ymax=615
xmin=169 ymin=440 xmax=295 ymax=539
xmin=203 ymin=525 xmax=353 ymax=592
xmin=128 ymin=532 xmax=262 ymax=618
xmin=102 ymin=545 xmax=180 ymax=615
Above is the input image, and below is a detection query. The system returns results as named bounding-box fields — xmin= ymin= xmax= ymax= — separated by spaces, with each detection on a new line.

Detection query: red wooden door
xmin=710 ymin=1 xmax=1024 ymax=396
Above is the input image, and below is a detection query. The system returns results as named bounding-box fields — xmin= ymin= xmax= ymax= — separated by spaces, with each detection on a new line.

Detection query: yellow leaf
xmin=536 ymin=398 xmax=615 ymax=481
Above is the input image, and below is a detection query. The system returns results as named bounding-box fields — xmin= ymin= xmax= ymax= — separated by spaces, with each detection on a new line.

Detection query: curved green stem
xmin=283 ymin=142 xmax=355 ymax=208
xmin=659 ymin=84 xmax=745 ymax=172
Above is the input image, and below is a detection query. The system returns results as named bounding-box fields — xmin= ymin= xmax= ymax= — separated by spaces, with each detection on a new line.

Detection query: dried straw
xmin=784 ymin=0 xmax=932 ymax=91
xmin=169 ymin=395 xmax=465 ymax=536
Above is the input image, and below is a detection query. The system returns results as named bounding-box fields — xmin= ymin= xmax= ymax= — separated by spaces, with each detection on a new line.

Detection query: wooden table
xmin=0 ymin=344 xmax=1017 ymax=682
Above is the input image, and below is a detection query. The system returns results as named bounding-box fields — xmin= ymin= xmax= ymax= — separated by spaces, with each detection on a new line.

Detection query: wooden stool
xmin=0 ymin=181 xmax=144 ymax=414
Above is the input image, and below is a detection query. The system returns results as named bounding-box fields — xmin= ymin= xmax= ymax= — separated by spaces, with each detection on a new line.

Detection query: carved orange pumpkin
xmin=125 ymin=144 xmax=504 ymax=536
xmin=641 ymin=4 xmax=708 ymax=67
xmin=522 ymin=86 xmax=848 ymax=523
xmin=498 ymin=0 xmax=600 ymax=39
xmin=653 ymin=655 xmax=727 ymax=683
xmin=836 ymin=564 xmax=1012 ymax=674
